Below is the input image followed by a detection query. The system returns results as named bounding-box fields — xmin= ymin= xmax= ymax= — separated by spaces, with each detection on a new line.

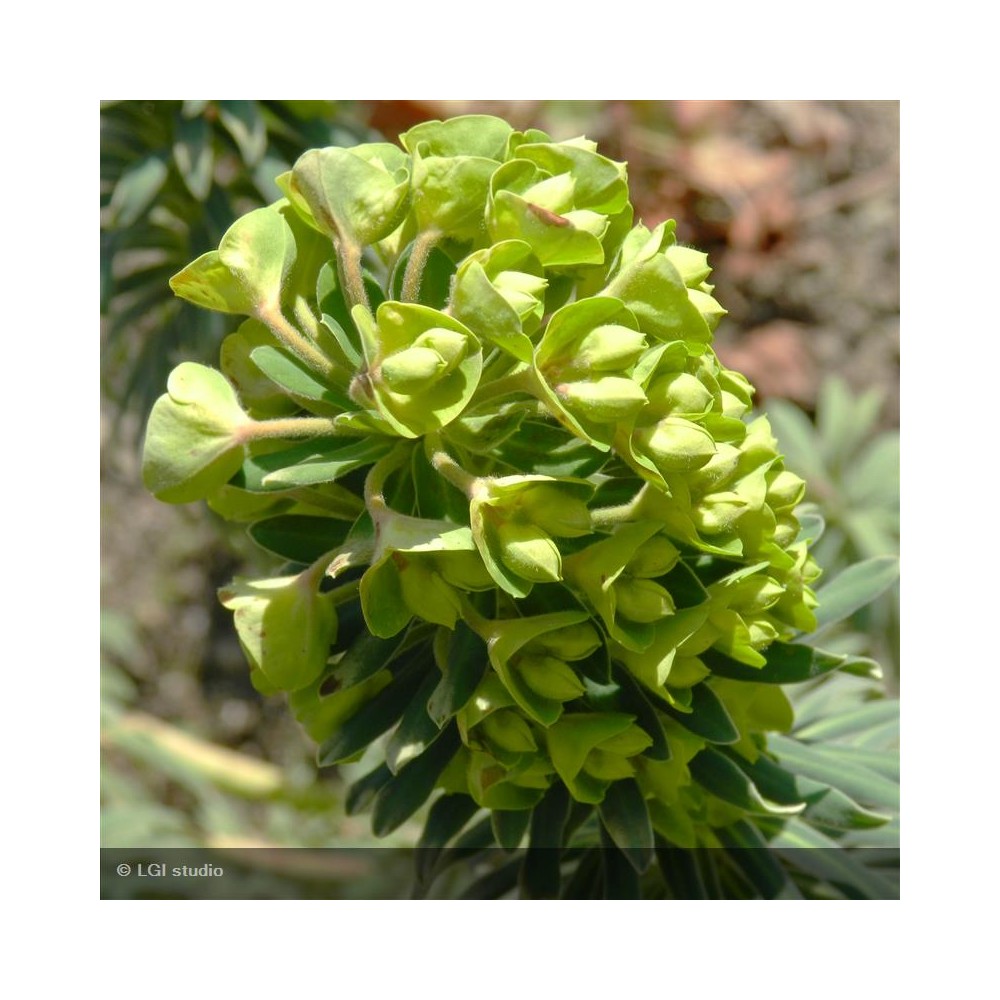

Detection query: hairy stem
xmin=256 ymin=304 xmax=340 ymax=382
xmin=401 ymin=228 xmax=441 ymax=304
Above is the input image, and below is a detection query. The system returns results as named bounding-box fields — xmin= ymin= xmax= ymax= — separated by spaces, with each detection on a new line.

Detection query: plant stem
xmin=590 ymin=485 xmax=649 ymax=527
xmin=401 ymin=228 xmax=441 ymax=304
xmin=469 ymin=365 xmax=537 ymax=408
xmin=241 ymin=416 xmax=352 ymax=442
xmin=364 ymin=443 xmax=412 ymax=512
xmin=426 ymin=435 xmax=478 ymax=498
xmin=336 ymin=239 xmax=370 ymax=313
xmin=256 ymin=304 xmax=340 ymax=382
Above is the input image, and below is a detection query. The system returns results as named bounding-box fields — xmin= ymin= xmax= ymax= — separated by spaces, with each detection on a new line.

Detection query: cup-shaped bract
xmin=142 ymin=363 xmax=251 ymax=503
xmin=219 ymin=573 xmax=337 ymax=693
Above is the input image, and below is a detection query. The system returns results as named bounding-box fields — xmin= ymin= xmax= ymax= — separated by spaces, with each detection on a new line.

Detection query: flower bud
xmin=614 ymin=577 xmax=676 ymax=623
xmin=726 ymin=576 xmax=785 ymax=614
xmin=687 ymin=443 xmax=742 ymax=493
xmin=525 ymin=622 xmax=602 ymax=661
xmin=495 ymin=521 xmax=563 ymax=583
xmin=479 ymin=709 xmax=538 ymax=754
xmin=570 ymin=324 xmax=648 ymax=374
xmin=633 ymin=417 xmax=716 ymax=472
xmin=646 ymin=371 xmax=714 ymax=418
xmin=379 ymin=346 xmax=446 ymax=394
xmin=513 ymin=654 xmax=586 ymax=701
xmin=767 ymin=469 xmax=806 ymax=510
xmin=411 ymin=327 xmax=468 ymax=370
xmin=665 ymin=245 xmax=712 ymax=287
xmin=436 ymin=550 xmax=496 ymax=591
xmin=557 ymin=377 xmax=647 ymax=422
xmin=773 ymin=515 xmax=799 ymax=548
xmin=219 ymin=574 xmax=336 ymax=692
xmin=397 ymin=558 xmax=462 ymax=628
xmin=688 ymin=288 xmax=726 ymax=331
xmin=691 ymin=492 xmax=748 ymax=535
xmin=624 ymin=535 xmax=680 ymax=578
xmin=492 ymin=269 xmax=548 ymax=322
xmin=518 ymin=484 xmax=592 ymax=538
xmin=582 ymin=748 xmax=635 ymax=782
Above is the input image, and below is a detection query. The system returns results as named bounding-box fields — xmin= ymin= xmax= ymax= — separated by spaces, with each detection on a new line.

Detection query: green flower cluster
xmin=143 ymin=115 xmax=868 ymax=863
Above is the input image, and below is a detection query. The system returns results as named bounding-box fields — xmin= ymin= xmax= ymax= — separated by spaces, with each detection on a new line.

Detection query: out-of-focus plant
xmin=101 ymin=100 xmax=378 ymax=421
xmin=138 ymin=115 xmax=899 ymax=899
xmin=765 ymin=377 xmax=899 ymax=676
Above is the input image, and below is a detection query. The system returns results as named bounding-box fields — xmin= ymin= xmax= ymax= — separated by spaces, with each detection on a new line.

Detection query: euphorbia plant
xmin=142 ymin=115 xmax=899 ymax=899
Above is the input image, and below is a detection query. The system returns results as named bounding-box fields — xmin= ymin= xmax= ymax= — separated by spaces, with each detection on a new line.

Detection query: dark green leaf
xmin=334 ymin=629 xmax=410 ymax=689
xmin=702 ymin=642 xmax=876 ymax=684
xmin=345 ymin=763 xmax=392 ymax=816
xmin=717 ymin=820 xmax=801 ymax=899
xmin=521 ymin=783 xmax=570 ymax=899
xmin=600 ymin=826 xmax=641 ymax=898
xmin=385 ymin=672 xmax=444 ymax=774
xmin=491 ymin=809 xmax=531 ymax=851
xmin=108 ymin=154 xmax=169 ymax=227
xmin=173 ymin=115 xmax=213 ymax=200
xmin=248 ymin=515 xmax=350 ymax=563
xmin=238 ymin=436 xmax=393 ymax=492
xmin=427 ymin=621 xmax=489 ymax=726
xmin=609 ymin=664 xmax=670 ymax=760
xmin=317 ymin=651 xmax=430 ymax=765
xmin=663 ymin=682 xmax=739 ymax=744
xmin=459 ymin=857 xmax=522 ymax=899
xmin=689 ymin=748 xmax=803 ymax=816
xmin=597 ymin=778 xmax=654 ymax=873
xmin=371 ymin=724 xmax=461 ymax=836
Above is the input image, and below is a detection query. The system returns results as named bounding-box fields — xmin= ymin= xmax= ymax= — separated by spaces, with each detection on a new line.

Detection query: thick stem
xmin=256 ymin=304 xmax=340 ymax=382
xmin=426 ymin=435 xmax=478 ymax=498
xmin=590 ymin=485 xmax=649 ymax=528
xmin=240 ymin=416 xmax=350 ymax=442
xmin=336 ymin=239 xmax=370 ymax=313
xmin=401 ymin=228 xmax=441 ymax=304
xmin=469 ymin=365 xmax=538 ymax=408
xmin=363 ymin=444 xmax=412 ymax=513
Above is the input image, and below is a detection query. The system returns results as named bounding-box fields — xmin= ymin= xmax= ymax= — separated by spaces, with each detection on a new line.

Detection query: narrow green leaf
xmin=770 ymin=818 xmax=898 ymax=899
xmin=600 ymin=826 xmax=641 ymax=898
xmin=334 ymin=629 xmax=410 ymax=689
xmin=385 ymin=672 xmax=444 ymax=774
xmin=663 ymin=682 xmax=739 ymax=744
xmin=217 ymin=100 xmax=267 ymax=166
xmin=491 ymin=809 xmax=531 ymax=851
xmin=702 ymin=642 xmax=875 ymax=684
xmin=689 ymin=747 xmax=803 ymax=816
xmin=249 ymin=345 xmax=352 ymax=411
xmin=808 ymin=556 xmax=900 ymax=634
xmin=247 ymin=515 xmax=350 ymax=563
xmin=521 ymin=783 xmax=571 ymax=899
xmin=717 ymin=821 xmax=802 ymax=899
xmin=794 ymin=699 xmax=899 ymax=743
xmin=345 ymin=763 xmax=392 ymax=816
xmin=428 ymin=621 xmax=490 ymax=726
xmin=371 ymin=724 xmax=462 ymax=836
xmin=768 ymin=734 xmax=899 ymax=811
xmin=598 ymin=778 xmax=654 ymax=873
xmin=317 ymin=651 xmax=429 ymax=765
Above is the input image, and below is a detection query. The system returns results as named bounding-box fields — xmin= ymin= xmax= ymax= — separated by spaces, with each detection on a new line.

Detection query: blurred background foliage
xmin=100 ymin=100 xmax=899 ymax=892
